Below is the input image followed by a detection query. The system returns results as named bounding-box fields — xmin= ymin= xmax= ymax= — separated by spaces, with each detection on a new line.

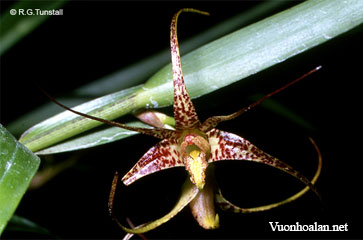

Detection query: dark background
xmin=1 ymin=1 xmax=362 ymax=239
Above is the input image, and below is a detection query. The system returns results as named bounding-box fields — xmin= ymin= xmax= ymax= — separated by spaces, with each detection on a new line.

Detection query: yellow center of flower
xmin=188 ymin=149 xmax=206 ymax=189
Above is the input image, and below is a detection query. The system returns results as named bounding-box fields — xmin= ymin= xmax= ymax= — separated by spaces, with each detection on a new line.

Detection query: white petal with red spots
xmin=122 ymin=139 xmax=184 ymax=185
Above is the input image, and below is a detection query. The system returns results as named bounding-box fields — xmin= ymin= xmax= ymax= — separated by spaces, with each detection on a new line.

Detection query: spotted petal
xmin=122 ymin=139 xmax=184 ymax=185
xmin=207 ymin=129 xmax=320 ymax=198
xmin=215 ymin=137 xmax=322 ymax=212
xmin=170 ymin=9 xmax=209 ymax=129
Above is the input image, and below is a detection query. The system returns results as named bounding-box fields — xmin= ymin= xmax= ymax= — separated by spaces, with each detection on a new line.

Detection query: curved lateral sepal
xmin=215 ymin=137 xmax=322 ymax=212
xmin=207 ymin=129 xmax=321 ymax=200
xmin=114 ymin=178 xmax=199 ymax=234
xmin=122 ymin=139 xmax=184 ymax=185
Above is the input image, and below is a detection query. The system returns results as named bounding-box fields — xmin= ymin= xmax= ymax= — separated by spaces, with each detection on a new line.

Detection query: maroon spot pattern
xmin=170 ymin=12 xmax=200 ymax=130
xmin=122 ymin=138 xmax=184 ymax=185
xmin=206 ymin=129 xmax=318 ymax=196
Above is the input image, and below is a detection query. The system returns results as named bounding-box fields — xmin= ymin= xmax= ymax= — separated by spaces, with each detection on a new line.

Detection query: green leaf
xmin=6 ymin=1 xmax=289 ymax=137
xmin=137 ymin=0 xmax=363 ymax=106
xmin=35 ymin=113 xmax=176 ymax=155
xmin=0 ymin=0 xmax=68 ymax=55
xmin=35 ymin=121 xmax=147 ymax=155
xmin=19 ymin=85 xmax=143 ymax=152
xmin=19 ymin=0 xmax=363 ymax=153
xmin=0 ymin=124 xmax=40 ymax=235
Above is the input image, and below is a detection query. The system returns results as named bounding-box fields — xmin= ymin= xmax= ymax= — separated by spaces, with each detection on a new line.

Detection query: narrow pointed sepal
xmin=114 ymin=178 xmax=199 ymax=234
xmin=207 ymin=129 xmax=320 ymax=199
xmin=170 ymin=9 xmax=208 ymax=129
xmin=122 ymin=139 xmax=184 ymax=185
xmin=216 ymin=138 xmax=322 ymax=213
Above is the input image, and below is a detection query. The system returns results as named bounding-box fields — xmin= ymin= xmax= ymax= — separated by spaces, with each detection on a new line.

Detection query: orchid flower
xmin=44 ymin=8 xmax=322 ymax=235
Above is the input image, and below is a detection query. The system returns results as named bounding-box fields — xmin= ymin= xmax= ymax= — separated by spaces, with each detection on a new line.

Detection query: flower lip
xmin=185 ymin=148 xmax=207 ymax=189
xmin=190 ymin=165 xmax=219 ymax=229
xmin=180 ymin=132 xmax=211 ymax=189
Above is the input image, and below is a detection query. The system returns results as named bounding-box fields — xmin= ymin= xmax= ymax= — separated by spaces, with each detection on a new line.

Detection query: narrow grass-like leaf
xmin=35 ymin=112 xmax=176 ymax=155
xmin=6 ymin=1 xmax=288 ymax=136
xmin=19 ymin=85 xmax=142 ymax=152
xmin=73 ymin=1 xmax=288 ymax=98
xmin=35 ymin=121 xmax=148 ymax=155
xmin=0 ymin=124 xmax=40 ymax=235
xmin=0 ymin=0 xmax=68 ymax=55
xmin=136 ymin=0 xmax=363 ymax=107
xmin=19 ymin=0 xmax=363 ymax=153
xmin=7 ymin=98 xmax=90 ymax=137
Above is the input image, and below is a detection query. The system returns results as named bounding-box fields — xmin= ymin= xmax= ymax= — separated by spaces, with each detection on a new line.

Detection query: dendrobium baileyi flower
xmin=45 ymin=8 xmax=322 ymax=236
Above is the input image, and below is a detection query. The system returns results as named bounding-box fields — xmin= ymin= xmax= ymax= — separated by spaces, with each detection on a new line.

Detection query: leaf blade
xmin=0 ymin=124 xmax=40 ymax=234
xmin=137 ymin=0 xmax=363 ymax=108
xmin=19 ymin=0 xmax=363 ymax=152
xmin=19 ymin=85 xmax=143 ymax=152
xmin=35 ymin=121 xmax=146 ymax=155
xmin=7 ymin=1 xmax=286 ymax=136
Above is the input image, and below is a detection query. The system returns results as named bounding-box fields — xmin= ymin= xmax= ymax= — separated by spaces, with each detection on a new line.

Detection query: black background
xmin=1 ymin=1 xmax=362 ymax=239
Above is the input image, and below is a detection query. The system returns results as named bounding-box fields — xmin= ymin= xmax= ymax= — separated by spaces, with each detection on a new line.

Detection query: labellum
xmin=44 ymin=8 xmax=322 ymax=236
